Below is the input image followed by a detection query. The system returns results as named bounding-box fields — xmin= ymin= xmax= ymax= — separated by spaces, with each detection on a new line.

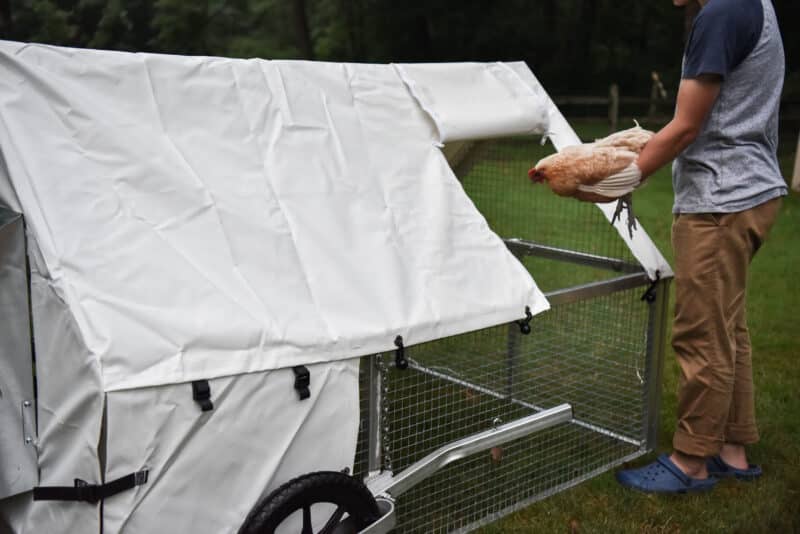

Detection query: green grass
xmin=474 ymin=120 xmax=800 ymax=533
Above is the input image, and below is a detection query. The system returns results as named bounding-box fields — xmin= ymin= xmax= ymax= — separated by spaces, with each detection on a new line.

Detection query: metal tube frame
xmin=366 ymin=354 xmax=384 ymax=475
xmin=505 ymin=324 xmax=519 ymax=398
xmin=505 ymin=238 xmax=643 ymax=274
xmin=643 ymin=277 xmax=671 ymax=450
xmin=544 ymin=271 xmax=650 ymax=306
xmin=366 ymin=404 xmax=573 ymax=499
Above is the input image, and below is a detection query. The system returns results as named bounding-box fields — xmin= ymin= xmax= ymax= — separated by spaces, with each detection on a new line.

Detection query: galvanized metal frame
xmin=643 ymin=277 xmax=671 ymax=449
xmin=544 ymin=272 xmax=650 ymax=306
xmin=367 ymin=354 xmax=384 ymax=475
xmin=367 ymin=404 xmax=572 ymax=499
xmin=505 ymin=238 xmax=642 ymax=274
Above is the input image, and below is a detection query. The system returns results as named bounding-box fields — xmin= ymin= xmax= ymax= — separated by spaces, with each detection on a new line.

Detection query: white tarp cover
xmin=0 ymin=42 xmax=550 ymax=392
xmin=394 ymin=63 xmax=548 ymax=143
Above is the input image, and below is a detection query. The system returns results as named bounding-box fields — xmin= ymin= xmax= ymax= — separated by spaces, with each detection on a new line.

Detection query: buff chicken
xmin=528 ymin=123 xmax=654 ymax=237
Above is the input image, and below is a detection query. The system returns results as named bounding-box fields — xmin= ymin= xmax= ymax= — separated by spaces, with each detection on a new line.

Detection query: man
xmin=616 ymin=0 xmax=787 ymax=493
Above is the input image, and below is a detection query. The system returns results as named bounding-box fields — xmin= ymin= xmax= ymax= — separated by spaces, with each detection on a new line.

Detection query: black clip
xmin=516 ymin=306 xmax=533 ymax=335
xmin=72 ymin=478 xmax=100 ymax=503
xmin=394 ymin=335 xmax=408 ymax=370
xmin=293 ymin=366 xmax=311 ymax=400
xmin=641 ymin=271 xmax=661 ymax=303
xmin=192 ymin=380 xmax=213 ymax=412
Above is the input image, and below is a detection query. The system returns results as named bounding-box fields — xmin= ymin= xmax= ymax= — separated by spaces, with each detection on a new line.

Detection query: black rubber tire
xmin=239 ymin=471 xmax=381 ymax=534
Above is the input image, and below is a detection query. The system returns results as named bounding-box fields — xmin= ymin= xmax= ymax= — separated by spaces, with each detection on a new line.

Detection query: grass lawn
xmin=475 ymin=119 xmax=800 ymax=533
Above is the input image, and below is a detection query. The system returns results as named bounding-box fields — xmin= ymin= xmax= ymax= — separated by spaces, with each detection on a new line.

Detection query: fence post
xmin=648 ymin=71 xmax=667 ymax=121
xmin=792 ymin=130 xmax=800 ymax=192
xmin=609 ymin=84 xmax=619 ymax=133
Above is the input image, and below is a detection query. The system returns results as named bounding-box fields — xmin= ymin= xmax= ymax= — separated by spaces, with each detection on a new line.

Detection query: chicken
xmin=528 ymin=144 xmax=638 ymax=202
xmin=528 ymin=123 xmax=654 ymax=237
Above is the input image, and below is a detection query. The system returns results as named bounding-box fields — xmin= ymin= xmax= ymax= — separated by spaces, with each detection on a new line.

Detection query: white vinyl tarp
xmin=0 ymin=42 xmax=550 ymax=393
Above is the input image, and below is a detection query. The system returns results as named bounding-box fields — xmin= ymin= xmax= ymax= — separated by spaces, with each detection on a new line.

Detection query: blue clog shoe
xmin=706 ymin=455 xmax=762 ymax=481
xmin=616 ymin=454 xmax=718 ymax=494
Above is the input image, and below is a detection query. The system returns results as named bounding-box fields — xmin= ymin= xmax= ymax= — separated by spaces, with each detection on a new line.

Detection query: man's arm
xmin=637 ymin=74 xmax=722 ymax=179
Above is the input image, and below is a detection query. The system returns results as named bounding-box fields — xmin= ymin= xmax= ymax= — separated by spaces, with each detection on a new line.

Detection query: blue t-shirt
xmin=673 ymin=0 xmax=787 ymax=214
xmin=682 ymin=0 xmax=764 ymax=79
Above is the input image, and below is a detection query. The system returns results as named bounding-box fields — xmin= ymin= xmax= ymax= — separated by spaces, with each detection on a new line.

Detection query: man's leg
xmin=720 ymin=198 xmax=782 ymax=466
xmin=615 ymin=199 xmax=782 ymax=491
xmin=670 ymin=213 xmax=737 ymax=475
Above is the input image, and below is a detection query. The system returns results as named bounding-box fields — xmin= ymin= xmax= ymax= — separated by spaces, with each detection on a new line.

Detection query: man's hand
xmin=636 ymin=74 xmax=722 ymax=179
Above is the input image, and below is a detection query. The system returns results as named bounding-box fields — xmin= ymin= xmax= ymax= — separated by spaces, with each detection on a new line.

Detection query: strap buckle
xmin=73 ymin=479 xmax=101 ymax=503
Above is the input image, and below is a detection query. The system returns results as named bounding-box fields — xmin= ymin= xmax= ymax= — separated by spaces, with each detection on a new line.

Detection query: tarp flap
xmin=0 ymin=42 xmax=548 ymax=391
xmin=395 ymin=62 xmax=549 ymax=143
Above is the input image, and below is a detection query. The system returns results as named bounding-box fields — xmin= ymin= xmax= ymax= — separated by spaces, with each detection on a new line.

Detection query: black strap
xmin=33 ymin=470 xmax=149 ymax=504
xmin=293 ymin=366 xmax=311 ymax=400
xmin=192 ymin=380 xmax=213 ymax=411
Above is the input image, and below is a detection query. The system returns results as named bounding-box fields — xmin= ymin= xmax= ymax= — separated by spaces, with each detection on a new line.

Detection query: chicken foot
xmin=610 ymin=193 xmax=637 ymax=239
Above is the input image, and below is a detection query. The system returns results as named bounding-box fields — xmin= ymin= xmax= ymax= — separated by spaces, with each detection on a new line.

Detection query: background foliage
xmin=0 ymin=0 xmax=797 ymax=97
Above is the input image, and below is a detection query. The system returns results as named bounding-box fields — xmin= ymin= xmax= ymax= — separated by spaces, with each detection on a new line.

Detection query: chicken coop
xmin=0 ymin=42 xmax=671 ymax=534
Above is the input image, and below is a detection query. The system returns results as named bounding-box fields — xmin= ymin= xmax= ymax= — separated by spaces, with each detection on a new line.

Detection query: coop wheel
xmin=239 ymin=471 xmax=381 ymax=534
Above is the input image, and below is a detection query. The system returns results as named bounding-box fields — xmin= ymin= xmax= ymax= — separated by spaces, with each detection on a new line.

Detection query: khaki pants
xmin=671 ymin=197 xmax=782 ymax=457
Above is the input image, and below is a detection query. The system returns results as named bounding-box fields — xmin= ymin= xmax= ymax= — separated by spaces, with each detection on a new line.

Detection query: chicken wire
xmin=354 ymin=284 xmax=660 ymax=533
xmin=351 ymin=137 xmax=668 ymax=533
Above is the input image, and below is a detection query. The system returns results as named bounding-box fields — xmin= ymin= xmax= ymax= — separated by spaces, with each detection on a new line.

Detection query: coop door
xmin=0 ymin=207 xmax=38 ymax=498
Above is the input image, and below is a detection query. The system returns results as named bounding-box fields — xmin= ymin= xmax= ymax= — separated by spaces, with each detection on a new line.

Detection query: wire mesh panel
xmin=354 ymin=287 xmax=653 ymax=533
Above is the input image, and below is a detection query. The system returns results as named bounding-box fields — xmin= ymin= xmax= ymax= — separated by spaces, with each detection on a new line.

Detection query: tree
xmin=291 ymin=0 xmax=314 ymax=59
xmin=13 ymin=1 xmax=76 ymax=45
xmin=0 ymin=0 xmax=13 ymax=39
